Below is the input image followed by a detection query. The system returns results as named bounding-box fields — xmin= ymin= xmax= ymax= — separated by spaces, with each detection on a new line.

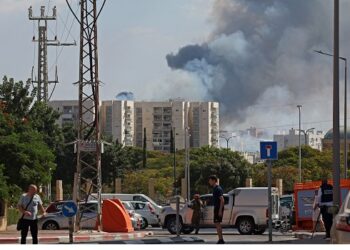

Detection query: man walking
xmin=208 ymin=175 xmax=225 ymax=244
xmin=17 ymin=184 xmax=46 ymax=244
xmin=315 ymin=179 xmax=333 ymax=239
xmin=190 ymin=193 xmax=202 ymax=234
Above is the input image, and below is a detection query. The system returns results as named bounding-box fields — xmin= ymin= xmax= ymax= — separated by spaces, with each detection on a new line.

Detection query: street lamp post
xmin=220 ymin=135 xmax=234 ymax=152
xmin=297 ymin=105 xmax=302 ymax=182
xmin=314 ymin=49 xmax=347 ymax=179
xmin=297 ymin=128 xmax=315 ymax=146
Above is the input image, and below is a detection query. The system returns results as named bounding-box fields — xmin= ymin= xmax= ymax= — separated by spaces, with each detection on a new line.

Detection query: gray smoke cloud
xmin=115 ymin=91 xmax=134 ymax=101
xmin=166 ymin=0 xmax=349 ymax=131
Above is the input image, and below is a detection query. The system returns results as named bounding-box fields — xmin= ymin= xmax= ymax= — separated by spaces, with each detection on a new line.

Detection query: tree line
xmin=0 ymin=76 xmax=339 ymax=206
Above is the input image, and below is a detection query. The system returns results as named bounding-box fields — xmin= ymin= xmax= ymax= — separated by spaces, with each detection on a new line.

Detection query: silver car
xmin=39 ymin=200 xmax=142 ymax=230
xmin=331 ymin=190 xmax=350 ymax=243
xmin=129 ymin=201 xmax=160 ymax=229
xmin=121 ymin=201 xmax=142 ymax=230
xmin=38 ymin=201 xmax=98 ymax=230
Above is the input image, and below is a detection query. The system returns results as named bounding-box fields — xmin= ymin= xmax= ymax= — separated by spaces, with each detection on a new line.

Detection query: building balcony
xmin=62 ymin=113 xmax=73 ymax=119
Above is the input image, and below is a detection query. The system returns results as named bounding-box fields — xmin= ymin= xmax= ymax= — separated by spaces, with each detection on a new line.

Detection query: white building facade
xmin=50 ymin=100 xmax=220 ymax=151
xmin=273 ymin=128 xmax=324 ymax=151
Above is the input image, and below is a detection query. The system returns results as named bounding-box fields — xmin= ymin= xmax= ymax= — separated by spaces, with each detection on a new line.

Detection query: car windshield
xmin=122 ymin=202 xmax=133 ymax=210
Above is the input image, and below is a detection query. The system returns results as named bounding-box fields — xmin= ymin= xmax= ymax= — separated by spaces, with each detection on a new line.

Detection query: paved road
xmin=145 ymin=227 xmax=300 ymax=244
xmin=142 ymin=227 xmax=331 ymax=244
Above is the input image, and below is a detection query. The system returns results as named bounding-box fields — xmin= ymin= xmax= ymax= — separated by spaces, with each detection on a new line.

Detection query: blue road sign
xmin=62 ymin=201 xmax=78 ymax=218
xmin=260 ymin=141 xmax=278 ymax=160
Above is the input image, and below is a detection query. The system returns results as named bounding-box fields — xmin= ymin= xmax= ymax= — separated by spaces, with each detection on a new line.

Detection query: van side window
xmin=133 ymin=196 xmax=148 ymax=202
xmin=201 ymin=196 xmax=213 ymax=206
xmin=224 ymin=196 xmax=229 ymax=205
xmin=134 ymin=202 xmax=145 ymax=210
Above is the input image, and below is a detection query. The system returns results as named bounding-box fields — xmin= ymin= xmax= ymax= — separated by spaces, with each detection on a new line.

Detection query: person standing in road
xmin=17 ymin=184 xmax=46 ymax=244
xmin=315 ymin=179 xmax=333 ymax=239
xmin=208 ymin=175 xmax=225 ymax=244
xmin=190 ymin=193 xmax=202 ymax=234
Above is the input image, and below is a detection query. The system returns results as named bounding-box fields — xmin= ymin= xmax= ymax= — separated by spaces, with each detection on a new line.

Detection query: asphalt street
xmin=86 ymin=227 xmax=331 ymax=244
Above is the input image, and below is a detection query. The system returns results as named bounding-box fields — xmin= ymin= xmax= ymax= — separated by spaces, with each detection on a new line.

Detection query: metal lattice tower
xmin=29 ymin=6 xmax=75 ymax=102
xmin=69 ymin=0 xmax=104 ymax=231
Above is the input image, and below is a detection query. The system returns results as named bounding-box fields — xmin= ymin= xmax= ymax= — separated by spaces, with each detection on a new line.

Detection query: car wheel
xmin=141 ymin=217 xmax=148 ymax=229
xmin=254 ymin=227 xmax=266 ymax=235
xmin=166 ymin=216 xmax=182 ymax=235
xmin=182 ymin=226 xmax=194 ymax=234
xmin=43 ymin=221 xmax=59 ymax=230
xmin=237 ymin=217 xmax=254 ymax=235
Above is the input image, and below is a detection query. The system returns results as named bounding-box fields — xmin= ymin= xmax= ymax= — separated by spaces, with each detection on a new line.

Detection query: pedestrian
xmin=189 ymin=193 xmax=202 ymax=234
xmin=17 ymin=184 xmax=46 ymax=244
xmin=312 ymin=190 xmax=325 ymax=232
xmin=315 ymin=179 xmax=333 ymax=239
xmin=208 ymin=175 xmax=225 ymax=244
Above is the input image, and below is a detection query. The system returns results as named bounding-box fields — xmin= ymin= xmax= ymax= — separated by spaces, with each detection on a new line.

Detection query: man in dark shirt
xmin=209 ymin=175 xmax=225 ymax=244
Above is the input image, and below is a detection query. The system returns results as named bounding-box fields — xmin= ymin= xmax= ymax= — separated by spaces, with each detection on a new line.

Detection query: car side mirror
xmin=347 ymin=216 xmax=350 ymax=226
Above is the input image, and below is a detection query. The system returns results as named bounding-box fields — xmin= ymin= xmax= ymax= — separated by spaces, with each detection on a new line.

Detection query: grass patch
xmin=7 ymin=208 xmax=20 ymax=225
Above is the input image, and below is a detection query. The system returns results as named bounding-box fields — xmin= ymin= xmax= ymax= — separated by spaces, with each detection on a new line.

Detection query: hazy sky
xmin=1 ymin=0 xmax=349 ymax=140
xmin=0 ymin=0 xmax=214 ymax=101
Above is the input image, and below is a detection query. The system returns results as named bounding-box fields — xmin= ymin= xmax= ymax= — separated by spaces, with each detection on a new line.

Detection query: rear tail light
xmin=266 ymin=209 xmax=269 ymax=218
xmin=336 ymin=216 xmax=350 ymax=232
xmin=148 ymin=204 xmax=155 ymax=214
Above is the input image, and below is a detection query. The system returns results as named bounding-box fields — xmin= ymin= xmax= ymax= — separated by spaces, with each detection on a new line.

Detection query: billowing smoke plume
xmin=115 ymin=91 xmax=134 ymax=101
xmin=166 ymin=0 xmax=347 ymax=130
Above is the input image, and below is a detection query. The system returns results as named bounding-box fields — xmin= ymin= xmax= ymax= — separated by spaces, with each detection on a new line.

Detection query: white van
xmin=89 ymin=193 xmax=163 ymax=215
xmin=160 ymin=187 xmax=280 ymax=235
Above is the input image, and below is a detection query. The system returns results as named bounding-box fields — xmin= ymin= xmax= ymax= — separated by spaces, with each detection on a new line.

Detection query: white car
xmin=331 ymin=190 xmax=350 ymax=243
xmin=91 ymin=193 xmax=163 ymax=215
xmin=39 ymin=200 xmax=142 ymax=230
xmin=129 ymin=201 xmax=160 ymax=229
xmin=121 ymin=201 xmax=143 ymax=230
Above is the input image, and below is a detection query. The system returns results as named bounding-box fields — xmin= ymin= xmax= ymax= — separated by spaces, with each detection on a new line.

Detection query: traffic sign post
xmin=62 ymin=201 xmax=78 ymax=244
xmin=260 ymin=141 xmax=278 ymax=242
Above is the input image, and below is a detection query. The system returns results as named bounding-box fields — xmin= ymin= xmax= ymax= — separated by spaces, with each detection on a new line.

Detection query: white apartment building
xmin=273 ymin=128 xmax=324 ymax=151
xmin=134 ymin=100 xmax=189 ymax=151
xmin=100 ymin=100 xmax=134 ymax=146
xmin=189 ymin=102 xmax=220 ymax=148
xmin=49 ymin=100 xmax=219 ymax=151
xmin=48 ymin=100 xmax=95 ymax=128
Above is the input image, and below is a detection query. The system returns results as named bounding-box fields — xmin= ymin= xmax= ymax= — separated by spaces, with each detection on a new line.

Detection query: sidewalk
xmin=0 ymin=225 xmax=153 ymax=244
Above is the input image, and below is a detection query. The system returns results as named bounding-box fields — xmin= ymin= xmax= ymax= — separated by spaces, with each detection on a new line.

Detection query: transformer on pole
xmin=28 ymin=6 xmax=75 ymax=103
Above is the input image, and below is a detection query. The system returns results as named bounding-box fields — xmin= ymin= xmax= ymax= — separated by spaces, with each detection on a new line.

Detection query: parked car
xmin=121 ymin=201 xmax=142 ymax=230
xmin=331 ymin=190 xmax=350 ymax=243
xmin=129 ymin=201 xmax=160 ymax=229
xmin=90 ymin=193 xmax=163 ymax=215
xmin=39 ymin=200 xmax=142 ymax=230
xmin=159 ymin=187 xmax=280 ymax=235
xmin=45 ymin=201 xmax=65 ymax=214
xmin=39 ymin=201 xmax=98 ymax=230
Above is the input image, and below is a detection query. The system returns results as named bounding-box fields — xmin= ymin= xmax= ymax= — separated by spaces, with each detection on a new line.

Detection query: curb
xmin=84 ymin=236 xmax=204 ymax=244
xmin=0 ymin=231 xmax=153 ymax=244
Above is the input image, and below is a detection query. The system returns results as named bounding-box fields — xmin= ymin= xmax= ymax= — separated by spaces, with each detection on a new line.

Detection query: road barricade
xmin=293 ymin=179 xmax=350 ymax=230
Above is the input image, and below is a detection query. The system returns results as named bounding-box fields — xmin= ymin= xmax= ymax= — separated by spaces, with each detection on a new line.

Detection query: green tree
xmin=0 ymin=76 xmax=35 ymax=119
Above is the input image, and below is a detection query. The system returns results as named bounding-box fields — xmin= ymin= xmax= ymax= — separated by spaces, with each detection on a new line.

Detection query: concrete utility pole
xmin=28 ymin=6 xmax=75 ymax=102
xmin=67 ymin=0 xmax=106 ymax=231
xmin=297 ymin=105 xmax=302 ymax=182
xmin=314 ymin=50 xmax=347 ymax=179
xmin=333 ymin=0 xmax=341 ymax=209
